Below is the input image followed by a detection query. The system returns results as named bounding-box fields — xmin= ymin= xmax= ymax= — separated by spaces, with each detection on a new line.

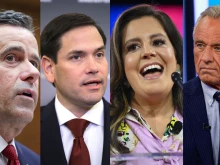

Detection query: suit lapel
xmin=41 ymin=98 xmax=67 ymax=165
xmin=101 ymin=98 xmax=110 ymax=165
xmin=16 ymin=143 xmax=27 ymax=165
xmin=185 ymin=77 xmax=213 ymax=163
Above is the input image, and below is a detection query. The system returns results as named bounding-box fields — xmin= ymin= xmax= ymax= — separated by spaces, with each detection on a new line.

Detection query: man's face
xmin=49 ymin=26 xmax=108 ymax=110
xmin=194 ymin=17 xmax=220 ymax=89
xmin=0 ymin=26 xmax=40 ymax=123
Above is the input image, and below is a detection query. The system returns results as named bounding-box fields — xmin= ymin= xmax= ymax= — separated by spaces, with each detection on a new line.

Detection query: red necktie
xmin=66 ymin=119 xmax=91 ymax=165
xmin=2 ymin=145 xmax=20 ymax=165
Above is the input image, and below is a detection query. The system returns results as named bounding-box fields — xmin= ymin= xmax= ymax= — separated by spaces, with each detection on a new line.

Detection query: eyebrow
xmin=194 ymin=39 xmax=205 ymax=44
xmin=0 ymin=45 xmax=40 ymax=64
xmin=67 ymin=45 xmax=106 ymax=56
xmin=149 ymin=33 xmax=166 ymax=40
xmin=125 ymin=33 xmax=166 ymax=45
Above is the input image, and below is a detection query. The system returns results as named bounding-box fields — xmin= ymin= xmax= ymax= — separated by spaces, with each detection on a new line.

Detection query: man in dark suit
xmin=184 ymin=6 xmax=220 ymax=165
xmin=41 ymin=13 xmax=110 ymax=165
xmin=0 ymin=10 xmax=40 ymax=164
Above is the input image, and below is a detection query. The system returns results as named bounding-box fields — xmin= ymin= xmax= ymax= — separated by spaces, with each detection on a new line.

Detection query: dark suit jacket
xmin=41 ymin=98 xmax=110 ymax=165
xmin=183 ymin=77 xmax=214 ymax=164
xmin=15 ymin=141 xmax=40 ymax=165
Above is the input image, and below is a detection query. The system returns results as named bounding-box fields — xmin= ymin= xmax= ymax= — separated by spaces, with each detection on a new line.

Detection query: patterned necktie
xmin=66 ymin=119 xmax=91 ymax=165
xmin=2 ymin=145 xmax=20 ymax=165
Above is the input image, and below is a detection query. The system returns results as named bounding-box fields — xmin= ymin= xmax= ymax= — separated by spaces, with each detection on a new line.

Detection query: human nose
xmin=141 ymin=44 xmax=156 ymax=59
xmin=20 ymin=60 xmax=40 ymax=84
xmin=85 ymin=56 xmax=98 ymax=74
xmin=200 ymin=46 xmax=214 ymax=64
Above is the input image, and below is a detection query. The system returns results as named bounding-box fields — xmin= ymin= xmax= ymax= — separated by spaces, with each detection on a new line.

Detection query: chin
xmin=84 ymin=96 xmax=102 ymax=106
xmin=12 ymin=106 xmax=35 ymax=124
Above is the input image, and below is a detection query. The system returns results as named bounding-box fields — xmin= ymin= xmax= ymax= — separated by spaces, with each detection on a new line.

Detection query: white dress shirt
xmin=0 ymin=136 xmax=18 ymax=165
xmin=201 ymin=82 xmax=219 ymax=165
xmin=55 ymin=96 xmax=104 ymax=165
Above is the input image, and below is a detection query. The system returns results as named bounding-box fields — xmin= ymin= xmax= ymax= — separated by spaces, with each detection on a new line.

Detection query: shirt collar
xmin=201 ymin=81 xmax=218 ymax=106
xmin=55 ymin=95 xmax=104 ymax=127
xmin=0 ymin=136 xmax=18 ymax=156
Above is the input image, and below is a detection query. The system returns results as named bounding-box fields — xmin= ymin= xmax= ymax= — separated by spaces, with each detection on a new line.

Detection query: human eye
xmin=194 ymin=42 xmax=205 ymax=50
xmin=197 ymin=43 xmax=204 ymax=48
xmin=152 ymin=39 xmax=165 ymax=46
xmin=5 ymin=54 xmax=18 ymax=63
xmin=126 ymin=43 xmax=140 ymax=52
xmin=95 ymin=52 xmax=104 ymax=58
xmin=30 ymin=60 xmax=39 ymax=68
xmin=214 ymin=46 xmax=220 ymax=52
xmin=70 ymin=55 xmax=83 ymax=61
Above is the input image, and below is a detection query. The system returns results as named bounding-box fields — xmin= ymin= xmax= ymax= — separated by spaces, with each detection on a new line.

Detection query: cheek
xmin=215 ymin=57 xmax=220 ymax=68
xmin=162 ymin=48 xmax=177 ymax=68
xmin=124 ymin=54 xmax=138 ymax=72
xmin=193 ymin=51 xmax=200 ymax=68
xmin=102 ymin=60 xmax=109 ymax=76
xmin=0 ymin=73 xmax=14 ymax=98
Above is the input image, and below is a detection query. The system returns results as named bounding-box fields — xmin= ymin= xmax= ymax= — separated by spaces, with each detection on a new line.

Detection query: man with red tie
xmin=41 ymin=13 xmax=110 ymax=165
xmin=0 ymin=10 xmax=40 ymax=165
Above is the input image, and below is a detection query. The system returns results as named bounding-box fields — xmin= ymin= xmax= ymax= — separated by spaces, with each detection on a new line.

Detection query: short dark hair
xmin=40 ymin=13 xmax=106 ymax=63
xmin=110 ymin=4 xmax=183 ymax=153
xmin=0 ymin=10 xmax=34 ymax=32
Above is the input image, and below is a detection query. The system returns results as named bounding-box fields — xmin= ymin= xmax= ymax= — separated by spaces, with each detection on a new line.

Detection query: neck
xmin=57 ymin=95 xmax=95 ymax=118
xmin=131 ymin=92 xmax=174 ymax=119
xmin=0 ymin=122 xmax=25 ymax=143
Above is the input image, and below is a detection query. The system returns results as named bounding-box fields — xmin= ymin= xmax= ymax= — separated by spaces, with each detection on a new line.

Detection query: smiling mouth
xmin=141 ymin=64 xmax=164 ymax=79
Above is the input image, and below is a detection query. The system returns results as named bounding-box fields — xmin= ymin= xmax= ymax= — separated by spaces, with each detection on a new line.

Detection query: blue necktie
xmin=214 ymin=91 xmax=220 ymax=165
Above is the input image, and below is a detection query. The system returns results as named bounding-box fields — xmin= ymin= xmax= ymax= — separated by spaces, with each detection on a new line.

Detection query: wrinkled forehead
xmin=0 ymin=25 xmax=38 ymax=50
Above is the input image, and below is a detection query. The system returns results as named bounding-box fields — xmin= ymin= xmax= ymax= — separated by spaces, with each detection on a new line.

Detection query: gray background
xmin=40 ymin=0 xmax=110 ymax=106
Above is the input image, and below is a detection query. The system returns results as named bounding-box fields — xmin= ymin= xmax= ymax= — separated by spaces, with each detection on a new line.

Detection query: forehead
xmin=123 ymin=16 xmax=167 ymax=40
xmin=194 ymin=17 xmax=220 ymax=40
xmin=60 ymin=26 xmax=104 ymax=49
xmin=0 ymin=25 xmax=38 ymax=51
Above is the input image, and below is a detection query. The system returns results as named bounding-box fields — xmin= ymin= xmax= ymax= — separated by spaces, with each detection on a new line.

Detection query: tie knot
xmin=2 ymin=145 xmax=18 ymax=161
xmin=214 ymin=91 xmax=220 ymax=102
xmin=66 ymin=119 xmax=90 ymax=138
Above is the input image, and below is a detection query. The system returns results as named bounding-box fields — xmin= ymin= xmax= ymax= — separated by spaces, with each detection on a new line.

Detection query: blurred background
xmin=0 ymin=0 xmax=40 ymax=154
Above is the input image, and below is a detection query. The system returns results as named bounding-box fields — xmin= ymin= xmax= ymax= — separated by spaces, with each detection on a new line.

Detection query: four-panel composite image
xmin=0 ymin=0 xmax=220 ymax=165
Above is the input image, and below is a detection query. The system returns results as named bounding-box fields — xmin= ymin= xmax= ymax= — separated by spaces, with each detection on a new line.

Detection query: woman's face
xmin=122 ymin=16 xmax=179 ymax=100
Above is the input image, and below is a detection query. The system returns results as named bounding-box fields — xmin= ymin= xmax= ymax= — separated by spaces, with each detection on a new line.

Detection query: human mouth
xmin=17 ymin=89 xmax=36 ymax=101
xmin=140 ymin=63 xmax=164 ymax=80
xmin=83 ymin=79 xmax=102 ymax=89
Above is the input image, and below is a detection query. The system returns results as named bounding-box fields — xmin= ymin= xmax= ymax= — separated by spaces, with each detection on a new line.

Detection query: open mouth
xmin=22 ymin=92 xmax=32 ymax=98
xmin=141 ymin=64 xmax=164 ymax=79
xmin=17 ymin=90 xmax=34 ymax=99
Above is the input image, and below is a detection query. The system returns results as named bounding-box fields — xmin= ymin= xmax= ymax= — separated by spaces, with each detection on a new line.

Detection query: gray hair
xmin=0 ymin=10 xmax=34 ymax=33
xmin=193 ymin=6 xmax=220 ymax=37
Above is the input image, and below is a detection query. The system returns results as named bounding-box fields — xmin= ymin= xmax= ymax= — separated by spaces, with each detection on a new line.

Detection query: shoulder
xmin=15 ymin=141 xmax=40 ymax=164
xmin=41 ymin=98 xmax=55 ymax=112
xmin=102 ymin=97 xmax=110 ymax=112
xmin=183 ymin=77 xmax=201 ymax=95
xmin=41 ymin=98 xmax=56 ymax=120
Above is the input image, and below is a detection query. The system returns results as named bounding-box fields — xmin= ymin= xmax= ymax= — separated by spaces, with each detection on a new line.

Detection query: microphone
xmin=203 ymin=123 xmax=211 ymax=130
xmin=172 ymin=121 xmax=183 ymax=134
xmin=171 ymin=72 xmax=183 ymax=90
